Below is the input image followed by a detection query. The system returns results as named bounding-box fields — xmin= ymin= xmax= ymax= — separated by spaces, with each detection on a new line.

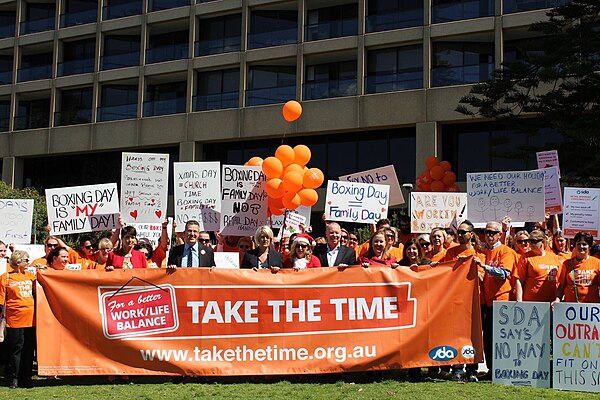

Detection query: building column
xmin=2 ymin=157 xmax=24 ymax=188
xmin=179 ymin=141 xmax=203 ymax=162
xmin=415 ymin=121 xmax=438 ymax=176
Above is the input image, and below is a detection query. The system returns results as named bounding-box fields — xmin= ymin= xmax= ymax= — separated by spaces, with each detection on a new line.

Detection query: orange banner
xmin=36 ymin=259 xmax=483 ymax=376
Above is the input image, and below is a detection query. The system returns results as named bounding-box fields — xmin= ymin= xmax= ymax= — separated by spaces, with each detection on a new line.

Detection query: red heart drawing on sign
xmin=130 ymin=210 xmax=138 ymax=220
xmin=327 ymin=201 xmax=332 ymax=205
xmin=128 ymin=197 xmax=133 ymax=202
xmin=151 ymin=198 xmax=155 ymax=203
xmin=155 ymin=210 xmax=162 ymax=219
xmin=381 ymin=208 xmax=386 ymax=212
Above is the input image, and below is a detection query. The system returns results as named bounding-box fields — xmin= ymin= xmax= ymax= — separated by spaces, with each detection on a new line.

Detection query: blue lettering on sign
xmin=429 ymin=346 xmax=457 ymax=362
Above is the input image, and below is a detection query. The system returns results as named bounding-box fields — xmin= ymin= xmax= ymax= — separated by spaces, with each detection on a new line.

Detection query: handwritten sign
xmin=543 ymin=166 xmax=562 ymax=215
xmin=174 ymin=162 xmax=221 ymax=232
xmin=563 ymin=187 xmax=600 ymax=238
xmin=536 ymin=150 xmax=560 ymax=177
xmin=340 ymin=165 xmax=404 ymax=206
xmin=493 ymin=301 xmax=551 ymax=388
xmin=553 ymin=303 xmax=600 ymax=392
xmin=277 ymin=212 xmax=307 ymax=238
xmin=121 ymin=152 xmax=169 ymax=224
xmin=214 ymin=252 xmax=240 ymax=269
xmin=467 ymin=170 xmax=545 ymax=223
xmin=324 ymin=180 xmax=389 ymax=224
xmin=271 ymin=205 xmax=311 ymax=229
xmin=130 ymin=218 xmax=172 ymax=245
xmin=46 ymin=184 xmax=119 ymax=235
xmin=0 ymin=199 xmax=34 ymax=244
xmin=13 ymin=244 xmax=45 ymax=261
xmin=220 ymin=165 xmax=268 ymax=236
xmin=410 ymin=192 xmax=467 ymax=233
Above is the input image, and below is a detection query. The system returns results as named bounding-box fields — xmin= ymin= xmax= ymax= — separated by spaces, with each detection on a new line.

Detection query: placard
xmin=130 ymin=218 xmax=173 ymax=246
xmin=340 ymin=165 xmax=404 ymax=206
xmin=543 ymin=166 xmax=562 ymax=215
xmin=121 ymin=152 xmax=169 ymax=224
xmin=410 ymin=192 xmax=467 ymax=233
xmin=467 ymin=170 xmax=545 ymax=223
xmin=536 ymin=150 xmax=560 ymax=177
xmin=14 ymin=244 xmax=45 ymax=261
xmin=220 ymin=165 xmax=268 ymax=236
xmin=493 ymin=301 xmax=551 ymax=388
xmin=46 ymin=184 xmax=120 ymax=235
xmin=174 ymin=162 xmax=221 ymax=232
xmin=0 ymin=199 xmax=34 ymax=244
xmin=214 ymin=252 xmax=240 ymax=269
xmin=324 ymin=181 xmax=389 ymax=224
xmin=278 ymin=212 xmax=307 ymax=238
xmin=553 ymin=303 xmax=600 ymax=392
xmin=563 ymin=187 xmax=600 ymax=238
xmin=271 ymin=206 xmax=311 ymax=229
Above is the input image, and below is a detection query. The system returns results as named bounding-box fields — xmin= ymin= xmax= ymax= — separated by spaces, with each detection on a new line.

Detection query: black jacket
xmin=167 ymin=243 xmax=216 ymax=267
xmin=241 ymin=248 xmax=283 ymax=269
xmin=313 ymin=244 xmax=357 ymax=267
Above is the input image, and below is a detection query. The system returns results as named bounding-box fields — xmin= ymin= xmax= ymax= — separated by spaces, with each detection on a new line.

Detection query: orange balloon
xmin=420 ymin=182 xmax=431 ymax=191
xmin=422 ymin=174 xmax=432 ymax=184
xmin=293 ymin=145 xmax=311 ymax=166
xmin=281 ymin=171 xmax=303 ymax=192
xmin=442 ymin=171 xmax=457 ymax=187
xmin=447 ymin=184 xmax=460 ymax=192
xmin=282 ymin=163 xmax=304 ymax=177
xmin=275 ymin=145 xmax=295 ymax=167
xmin=282 ymin=192 xmax=301 ymax=210
xmin=303 ymin=168 xmax=324 ymax=189
xmin=269 ymin=205 xmax=286 ymax=216
xmin=430 ymin=180 xmax=445 ymax=192
xmin=245 ymin=156 xmax=263 ymax=167
xmin=269 ymin=196 xmax=284 ymax=209
xmin=430 ymin=165 xmax=445 ymax=181
xmin=265 ymin=178 xmax=286 ymax=198
xmin=425 ymin=155 xmax=439 ymax=170
xmin=282 ymin=100 xmax=302 ymax=122
xmin=298 ymin=188 xmax=318 ymax=207
xmin=439 ymin=161 xmax=452 ymax=171
xmin=262 ymin=157 xmax=283 ymax=179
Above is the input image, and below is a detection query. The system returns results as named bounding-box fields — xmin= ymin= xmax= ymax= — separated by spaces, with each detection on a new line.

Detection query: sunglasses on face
xmin=420 ymin=242 xmax=431 ymax=247
xmin=485 ymin=230 xmax=500 ymax=235
xmin=84 ymin=245 xmax=94 ymax=250
xmin=457 ymin=230 xmax=471 ymax=235
xmin=297 ymin=244 xmax=309 ymax=249
xmin=239 ymin=245 xmax=251 ymax=249
xmin=199 ymin=239 xmax=211 ymax=244
xmin=528 ymin=239 xmax=544 ymax=244
xmin=516 ymin=240 xmax=529 ymax=245
xmin=21 ymin=258 xmax=29 ymax=263
xmin=46 ymin=243 xmax=58 ymax=248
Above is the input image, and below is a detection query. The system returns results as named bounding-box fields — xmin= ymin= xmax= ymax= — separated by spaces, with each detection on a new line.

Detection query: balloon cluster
xmin=415 ymin=155 xmax=459 ymax=192
xmin=245 ymin=145 xmax=324 ymax=216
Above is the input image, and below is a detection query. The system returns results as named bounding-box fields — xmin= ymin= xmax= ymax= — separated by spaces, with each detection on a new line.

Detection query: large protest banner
xmin=46 ymin=184 xmax=120 ymax=235
xmin=220 ymin=165 xmax=267 ymax=236
xmin=492 ymin=301 xmax=551 ymax=388
xmin=553 ymin=303 xmax=600 ymax=392
xmin=0 ymin=199 xmax=34 ymax=243
xmin=543 ymin=167 xmax=562 ymax=215
xmin=121 ymin=153 xmax=169 ymax=224
xmin=37 ymin=259 xmax=482 ymax=376
xmin=563 ymin=187 xmax=600 ymax=238
xmin=174 ymin=162 xmax=221 ymax=232
xmin=410 ymin=192 xmax=467 ymax=233
xmin=340 ymin=165 xmax=404 ymax=206
xmin=324 ymin=181 xmax=389 ymax=224
xmin=466 ymin=170 xmax=545 ymax=223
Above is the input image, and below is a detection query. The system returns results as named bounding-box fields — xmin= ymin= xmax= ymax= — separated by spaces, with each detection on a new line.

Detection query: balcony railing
xmin=503 ymin=0 xmax=567 ymax=14
xmin=14 ymin=115 xmax=49 ymax=130
xmin=365 ymin=10 xmax=423 ymax=33
xmin=0 ymin=71 xmax=12 ymax=85
xmin=17 ymin=64 xmax=52 ymax=82
xmin=60 ymin=8 xmax=98 ymax=27
xmin=97 ymin=103 xmax=138 ymax=121
xmin=247 ymin=27 xmax=297 ymax=49
xmin=0 ymin=23 xmax=15 ymax=39
xmin=58 ymin=58 xmax=95 ymax=76
xmin=431 ymin=63 xmax=494 ymax=87
xmin=432 ymin=0 xmax=494 ymax=23
xmin=193 ymin=92 xmax=238 ymax=111
xmin=54 ymin=109 xmax=92 ymax=126
xmin=195 ymin=37 xmax=241 ymax=56
xmin=101 ymin=51 xmax=140 ymax=70
xmin=365 ymin=71 xmax=423 ymax=93
xmin=150 ymin=0 xmax=190 ymax=12
xmin=305 ymin=18 xmax=357 ymax=41
xmin=103 ymin=0 xmax=143 ymax=20
xmin=303 ymin=79 xmax=357 ymax=100
xmin=20 ymin=16 xmax=55 ymax=34
xmin=246 ymin=85 xmax=295 ymax=106
xmin=146 ymin=43 xmax=188 ymax=63
xmin=143 ymin=97 xmax=186 ymax=116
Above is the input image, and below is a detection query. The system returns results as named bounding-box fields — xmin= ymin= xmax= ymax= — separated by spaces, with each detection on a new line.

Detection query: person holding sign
xmin=167 ymin=220 xmax=216 ymax=268
xmin=554 ymin=232 xmax=600 ymax=304
xmin=283 ymin=234 xmax=321 ymax=270
xmin=313 ymin=222 xmax=357 ymax=267
xmin=241 ymin=226 xmax=282 ymax=271
xmin=359 ymin=230 xmax=399 ymax=268
xmin=106 ymin=226 xmax=147 ymax=270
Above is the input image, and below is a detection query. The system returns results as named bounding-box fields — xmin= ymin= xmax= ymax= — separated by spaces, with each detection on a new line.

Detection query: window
xmin=22 ymin=2 xmax=55 ymax=34
xmin=247 ymin=66 xmax=296 ymax=106
xmin=60 ymin=38 xmax=95 ymax=76
xmin=432 ymin=0 xmax=494 ymax=23
xmin=15 ymin=99 xmax=50 ymax=130
xmin=248 ymin=10 xmax=297 ymax=49
xmin=18 ymin=52 xmax=53 ymax=82
xmin=0 ymin=55 xmax=12 ymax=85
xmin=61 ymin=0 xmax=97 ymax=26
xmin=0 ymin=100 xmax=10 ymax=132
xmin=304 ymin=61 xmax=357 ymax=100
xmin=98 ymin=85 xmax=138 ymax=121
xmin=305 ymin=4 xmax=358 ymax=41
xmin=366 ymin=0 xmax=423 ymax=33
xmin=366 ymin=46 xmax=423 ymax=93
xmin=144 ymin=81 xmax=187 ymax=116
xmin=431 ymin=42 xmax=494 ymax=87
xmin=57 ymin=87 xmax=93 ymax=125
xmin=102 ymin=35 xmax=140 ymax=70
xmin=503 ymin=0 xmax=567 ymax=14
xmin=147 ymin=30 xmax=189 ymax=63
xmin=195 ymin=68 xmax=239 ymax=111
xmin=103 ymin=0 xmax=143 ymax=20
xmin=197 ymin=14 xmax=241 ymax=56
xmin=0 ymin=11 xmax=16 ymax=38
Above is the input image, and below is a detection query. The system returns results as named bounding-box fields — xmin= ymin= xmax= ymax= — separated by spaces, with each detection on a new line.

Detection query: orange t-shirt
xmin=514 ymin=252 xmax=562 ymax=302
xmin=152 ymin=245 xmax=167 ymax=268
xmin=443 ymin=246 xmax=485 ymax=262
xmin=68 ymin=248 xmax=96 ymax=270
xmin=430 ymin=249 xmax=447 ymax=262
xmin=31 ymin=257 xmax=48 ymax=267
xmin=558 ymin=257 xmax=600 ymax=303
xmin=0 ymin=270 xmax=36 ymax=328
xmin=482 ymin=244 xmax=515 ymax=306
xmin=555 ymin=250 xmax=572 ymax=263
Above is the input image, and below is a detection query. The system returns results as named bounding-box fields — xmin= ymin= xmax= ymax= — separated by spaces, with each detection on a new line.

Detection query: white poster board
xmin=536 ymin=150 xmax=560 ymax=177
xmin=220 ymin=165 xmax=268 ymax=236
xmin=410 ymin=192 xmax=467 ymax=233
xmin=13 ymin=244 xmax=45 ymax=261
xmin=543 ymin=166 xmax=562 ymax=215
xmin=467 ymin=170 xmax=545 ymax=223
xmin=214 ymin=252 xmax=240 ymax=269
xmin=46 ymin=184 xmax=120 ymax=235
xmin=324 ymin=180 xmax=389 ymax=224
xmin=563 ymin=187 xmax=600 ymax=239
xmin=130 ymin=218 xmax=173 ymax=246
xmin=271 ymin=205 xmax=311 ymax=230
xmin=121 ymin=152 xmax=169 ymax=224
xmin=553 ymin=303 xmax=600 ymax=392
xmin=0 ymin=199 xmax=34 ymax=244
xmin=174 ymin=162 xmax=221 ymax=232
xmin=493 ymin=301 xmax=551 ymax=388
xmin=277 ymin=212 xmax=307 ymax=238
xmin=339 ymin=165 xmax=404 ymax=206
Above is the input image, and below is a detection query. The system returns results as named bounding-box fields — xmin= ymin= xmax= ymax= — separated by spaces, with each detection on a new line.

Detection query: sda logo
xmin=429 ymin=346 xmax=457 ymax=362
xmin=461 ymin=345 xmax=475 ymax=359
xmin=576 ymin=190 xmax=589 ymax=195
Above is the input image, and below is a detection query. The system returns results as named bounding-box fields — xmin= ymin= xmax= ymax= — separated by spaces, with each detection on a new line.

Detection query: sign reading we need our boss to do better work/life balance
xmin=325 ymin=180 xmax=389 ymax=224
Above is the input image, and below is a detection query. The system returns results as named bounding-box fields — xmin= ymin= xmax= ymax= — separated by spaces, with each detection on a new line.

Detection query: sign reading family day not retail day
xmin=543 ymin=166 xmax=562 ymax=215
xmin=120 ymin=152 xmax=169 ymax=224
xmin=466 ymin=169 xmax=545 ymax=224
xmin=536 ymin=150 xmax=560 ymax=177
xmin=553 ymin=303 xmax=600 ymax=392
xmin=562 ymin=187 xmax=600 ymax=238
xmin=409 ymin=192 xmax=467 ymax=233
xmin=0 ymin=199 xmax=34 ymax=244
xmin=340 ymin=165 xmax=404 ymax=206
xmin=324 ymin=180 xmax=389 ymax=224
xmin=174 ymin=162 xmax=221 ymax=232
xmin=46 ymin=184 xmax=120 ymax=235
xmin=220 ymin=165 xmax=268 ymax=236
xmin=492 ymin=301 xmax=551 ymax=388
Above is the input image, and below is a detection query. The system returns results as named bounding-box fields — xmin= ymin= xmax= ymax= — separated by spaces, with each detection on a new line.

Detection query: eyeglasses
xmin=485 ymin=230 xmax=500 ymax=236
xmin=84 ymin=245 xmax=94 ymax=250
xmin=239 ymin=245 xmax=251 ymax=249
xmin=420 ymin=242 xmax=431 ymax=247
xmin=100 ymin=248 xmax=112 ymax=252
xmin=341 ymin=236 xmax=348 ymax=240
xmin=21 ymin=258 xmax=29 ymax=263
xmin=199 ymin=239 xmax=211 ymax=244
xmin=297 ymin=244 xmax=309 ymax=249
xmin=46 ymin=243 xmax=58 ymax=248
xmin=528 ymin=239 xmax=544 ymax=244
xmin=457 ymin=230 xmax=471 ymax=235
xmin=516 ymin=240 xmax=529 ymax=245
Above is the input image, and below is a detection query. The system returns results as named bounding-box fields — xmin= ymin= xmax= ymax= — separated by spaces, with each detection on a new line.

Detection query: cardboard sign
xmin=0 ymin=199 xmax=34 ymax=244
xmin=563 ymin=187 xmax=600 ymax=238
xmin=278 ymin=212 xmax=307 ymax=238
xmin=121 ymin=153 xmax=169 ymax=224
xmin=174 ymin=162 xmax=221 ymax=232
xmin=340 ymin=165 xmax=404 ymax=206
xmin=129 ymin=218 xmax=172 ymax=246
xmin=553 ymin=303 xmax=600 ymax=392
xmin=467 ymin=170 xmax=545 ymax=223
xmin=271 ymin=205 xmax=311 ymax=229
xmin=220 ymin=165 xmax=268 ymax=236
xmin=536 ymin=150 xmax=560 ymax=177
xmin=492 ymin=301 xmax=551 ymax=388
xmin=410 ymin=192 xmax=467 ymax=233
xmin=543 ymin=166 xmax=562 ymax=215
xmin=46 ymin=183 xmax=120 ymax=235
xmin=324 ymin=180 xmax=389 ymax=224
xmin=214 ymin=252 xmax=240 ymax=269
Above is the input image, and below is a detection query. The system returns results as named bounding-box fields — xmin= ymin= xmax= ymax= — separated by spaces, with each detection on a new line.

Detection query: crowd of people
xmin=0 ymin=212 xmax=599 ymax=388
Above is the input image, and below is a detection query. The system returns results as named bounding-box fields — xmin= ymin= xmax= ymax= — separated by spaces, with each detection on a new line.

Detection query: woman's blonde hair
xmin=10 ymin=250 xmax=29 ymax=267
xmin=254 ymin=225 xmax=274 ymax=246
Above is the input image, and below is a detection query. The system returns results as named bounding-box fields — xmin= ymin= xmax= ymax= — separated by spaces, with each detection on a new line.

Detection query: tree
xmin=456 ymin=0 xmax=600 ymax=149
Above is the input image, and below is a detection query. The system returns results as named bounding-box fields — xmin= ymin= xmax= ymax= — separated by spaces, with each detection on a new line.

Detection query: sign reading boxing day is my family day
xmin=340 ymin=165 xmax=404 ymax=206
xmin=562 ymin=187 xmax=600 ymax=238
xmin=121 ymin=152 xmax=169 ymax=224
xmin=324 ymin=180 xmax=389 ymax=224
xmin=173 ymin=162 xmax=221 ymax=232
xmin=466 ymin=169 xmax=545 ymax=223
xmin=410 ymin=192 xmax=467 ymax=233
xmin=46 ymin=184 xmax=120 ymax=235
xmin=0 ymin=199 xmax=34 ymax=243
xmin=543 ymin=166 xmax=562 ymax=215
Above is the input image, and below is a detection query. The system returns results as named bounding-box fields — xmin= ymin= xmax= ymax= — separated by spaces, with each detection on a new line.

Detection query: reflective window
xmin=103 ymin=35 xmax=140 ymax=70
xmin=0 ymin=100 xmax=10 ymax=132
xmin=197 ymin=14 xmax=241 ymax=56
xmin=60 ymin=38 xmax=95 ymax=76
xmin=22 ymin=2 xmax=55 ymax=34
xmin=248 ymin=10 xmax=297 ymax=49
xmin=195 ymin=68 xmax=239 ymax=111
xmin=98 ymin=85 xmax=138 ymax=121
xmin=304 ymin=61 xmax=357 ymax=100
xmin=246 ymin=66 xmax=295 ymax=106
xmin=18 ymin=52 xmax=53 ymax=82
xmin=0 ymin=55 xmax=13 ymax=85
xmin=366 ymin=0 xmax=423 ymax=33
xmin=15 ymin=98 xmax=50 ymax=130
xmin=144 ymin=81 xmax=187 ymax=116
xmin=57 ymin=87 xmax=93 ymax=125
xmin=432 ymin=0 xmax=494 ymax=23
xmin=0 ymin=11 xmax=16 ymax=38
xmin=431 ymin=42 xmax=494 ymax=87
xmin=306 ymin=3 xmax=358 ymax=41
xmin=366 ymin=45 xmax=423 ymax=93
xmin=61 ymin=0 xmax=97 ymax=26
xmin=147 ymin=30 xmax=189 ymax=63
xmin=503 ymin=0 xmax=567 ymax=14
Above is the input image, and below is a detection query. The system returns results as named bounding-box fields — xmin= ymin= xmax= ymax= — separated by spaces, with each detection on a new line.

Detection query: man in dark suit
xmin=313 ymin=222 xmax=357 ymax=267
xmin=167 ymin=220 xmax=215 ymax=268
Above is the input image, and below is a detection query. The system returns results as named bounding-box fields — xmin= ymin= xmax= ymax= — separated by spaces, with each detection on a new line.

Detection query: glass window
xmin=366 ymin=46 xmax=423 ymax=93
xmin=305 ymin=3 xmax=358 ymax=41
xmin=64 ymin=38 xmax=95 ymax=61
xmin=0 ymin=100 xmax=10 ymax=131
xmin=66 ymin=0 xmax=97 ymax=13
xmin=432 ymin=42 xmax=494 ymax=87
xmin=366 ymin=0 xmax=423 ymax=32
xmin=248 ymin=10 xmax=297 ymax=49
xmin=0 ymin=11 xmax=16 ymax=38
xmin=432 ymin=0 xmax=494 ymax=23
xmin=101 ymin=85 xmax=138 ymax=106
xmin=26 ymin=3 xmax=55 ymax=20
xmin=105 ymin=35 xmax=140 ymax=55
xmin=197 ymin=14 xmax=241 ymax=55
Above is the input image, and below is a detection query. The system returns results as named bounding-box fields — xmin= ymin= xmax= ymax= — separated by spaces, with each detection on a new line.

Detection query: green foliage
xmin=0 ymin=181 xmax=48 ymax=244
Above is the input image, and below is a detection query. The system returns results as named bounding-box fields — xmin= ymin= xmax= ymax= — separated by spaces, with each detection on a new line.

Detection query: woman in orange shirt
xmin=0 ymin=250 xmax=36 ymax=389
xmin=429 ymin=227 xmax=447 ymax=262
xmin=555 ymin=232 xmax=600 ymax=304
xmin=552 ymin=230 xmax=572 ymax=262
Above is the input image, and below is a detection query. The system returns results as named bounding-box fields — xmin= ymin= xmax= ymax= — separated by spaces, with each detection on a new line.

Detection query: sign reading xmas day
xmin=340 ymin=165 xmax=404 ymax=206
xmin=325 ymin=181 xmax=389 ymax=224
xmin=121 ymin=153 xmax=169 ymax=224
xmin=174 ymin=162 xmax=221 ymax=232
xmin=46 ymin=184 xmax=119 ymax=235
xmin=0 ymin=199 xmax=34 ymax=243
xmin=467 ymin=170 xmax=545 ymax=223
xmin=410 ymin=192 xmax=467 ymax=233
